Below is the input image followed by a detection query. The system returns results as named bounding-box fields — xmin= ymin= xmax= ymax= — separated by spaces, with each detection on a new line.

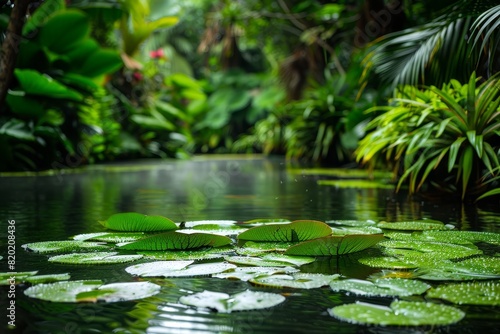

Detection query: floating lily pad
xmin=318 ymin=179 xmax=395 ymax=189
xmin=118 ymin=231 xmax=232 ymax=251
xmin=379 ymin=240 xmax=482 ymax=261
xmin=225 ymin=256 xmax=295 ymax=267
xmin=138 ymin=246 xmax=234 ymax=261
xmin=213 ymin=266 xmax=299 ymax=281
xmin=417 ymin=230 xmax=500 ymax=246
xmin=260 ymin=254 xmax=316 ymax=266
xmin=250 ymin=273 xmax=340 ymax=289
xmin=326 ymin=220 xmax=377 ymax=227
xmin=24 ymin=273 xmax=71 ymax=284
xmin=182 ymin=220 xmax=238 ymax=228
xmin=24 ymin=280 xmax=160 ymax=303
xmin=72 ymin=232 xmax=147 ymax=243
xmin=125 ymin=261 xmax=237 ymax=277
xmin=238 ymin=218 xmax=292 ymax=227
xmin=329 ymin=300 xmax=465 ymax=326
xmin=189 ymin=224 xmax=247 ymax=236
xmin=236 ymin=241 xmax=293 ymax=256
xmin=48 ymin=252 xmax=143 ymax=265
xmin=22 ymin=240 xmax=109 ymax=254
xmin=427 ymin=282 xmax=500 ymax=305
xmin=329 ymin=278 xmax=431 ymax=297
xmin=284 ymin=234 xmax=385 ymax=256
xmin=179 ymin=289 xmax=286 ymax=313
xmin=99 ymin=212 xmax=177 ymax=232
xmin=0 ymin=271 xmax=38 ymax=285
xmin=358 ymin=256 xmax=419 ymax=270
xmin=377 ymin=220 xmax=447 ymax=231
xmin=331 ymin=226 xmax=383 ymax=235
xmin=237 ymin=220 xmax=332 ymax=242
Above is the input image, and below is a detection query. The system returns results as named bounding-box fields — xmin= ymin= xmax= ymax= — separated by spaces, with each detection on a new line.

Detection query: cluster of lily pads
xmin=3 ymin=212 xmax=500 ymax=327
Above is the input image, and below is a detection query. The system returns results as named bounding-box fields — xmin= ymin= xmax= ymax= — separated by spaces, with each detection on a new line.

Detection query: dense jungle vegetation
xmin=0 ymin=0 xmax=499 ymax=201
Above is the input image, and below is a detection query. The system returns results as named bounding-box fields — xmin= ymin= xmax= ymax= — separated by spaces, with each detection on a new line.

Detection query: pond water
xmin=1 ymin=155 xmax=499 ymax=334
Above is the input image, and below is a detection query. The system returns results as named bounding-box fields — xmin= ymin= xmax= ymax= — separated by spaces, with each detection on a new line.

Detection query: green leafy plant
xmin=356 ymin=72 xmax=500 ymax=201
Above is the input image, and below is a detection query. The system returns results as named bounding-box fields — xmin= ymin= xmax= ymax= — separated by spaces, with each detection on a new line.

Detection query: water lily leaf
xmin=358 ymin=256 xmax=419 ymax=269
xmin=125 ymin=261 xmax=236 ymax=277
xmin=0 ymin=271 xmax=38 ymax=285
xmin=284 ymin=234 xmax=385 ymax=256
xmin=236 ymin=241 xmax=293 ymax=256
xmin=22 ymin=240 xmax=109 ymax=253
xmin=427 ymin=282 xmax=500 ymax=305
xmin=326 ymin=220 xmax=377 ymax=227
xmin=72 ymin=232 xmax=147 ymax=243
xmin=225 ymin=256 xmax=294 ymax=267
xmin=379 ymin=240 xmax=482 ymax=260
xmin=329 ymin=278 xmax=431 ymax=297
xmin=329 ymin=300 xmax=465 ymax=326
xmin=238 ymin=218 xmax=291 ymax=226
xmin=138 ymin=246 xmax=234 ymax=261
xmin=260 ymin=254 xmax=316 ymax=266
xmin=318 ymin=179 xmax=395 ymax=189
xmin=182 ymin=220 xmax=238 ymax=228
xmin=48 ymin=252 xmax=143 ymax=265
xmin=213 ymin=266 xmax=299 ymax=281
xmin=179 ymin=289 xmax=286 ymax=313
xmin=417 ymin=230 xmax=500 ymax=246
xmin=377 ymin=220 xmax=447 ymax=231
xmin=99 ymin=212 xmax=177 ymax=232
xmin=237 ymin=220 xmax=332 ymax=242
xmin=24 ymin=273 xmax=71 ymax=284
xmin=75 ymin=282 xmax=161 ymax=303
xmin=178 ymin=225 xmax=245 ymax=236
xmin=118 ymin=231 xmax=232 ymax=250
xmin=331 ymin=226 xmax=383 ymax=235
xmin=250 ymin=273 xmax=340 ymax=289
xmin=24 ymin=280 xmax=160 ymax=303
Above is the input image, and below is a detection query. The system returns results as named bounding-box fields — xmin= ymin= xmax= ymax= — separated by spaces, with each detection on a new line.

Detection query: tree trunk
xmin=0 ymin=0 xmax=32 ymax=109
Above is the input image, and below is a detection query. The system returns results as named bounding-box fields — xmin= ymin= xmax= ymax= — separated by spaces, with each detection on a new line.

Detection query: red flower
xmin=149 ymin=49 xmax=165 ymax=59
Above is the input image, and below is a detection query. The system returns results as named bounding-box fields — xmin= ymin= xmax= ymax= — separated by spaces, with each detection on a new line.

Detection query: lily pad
xmin=72 ymin=232 xmax=147 ymax=243
xmin=236 ymin=241 xmax=293 ymax=256
xmin=331 ymin=226 xmax=383 ymax=235
xmin=213 ymin=266 xmax=299 ymax=281
xmin=238 ymin=218 xmax=292 ymax=226
xmin=379 ymin=240 xmax=482 ymax=261
xmin=417 ymin=230 xmax=500 ymax=246
xmin=326 ymin=220 xmax=377 ymax=227
xmin=24 ymin=280 xmax=161 ymax=303
xmin=284 ymin=234 xmax=385 ymax=256
xmin=358 ymin=256 xmax=419 ymax=270
xmin=427 ymin=282 xmax=500 ymax=305
xmin=318 ymin=179 xmax=395 ymax=189
xmin=22 ymin=240 xmax=109 ymax=254
xmin=118 ymin=231 xmax=232 ymax=250
xmin=250 ymin=273 xmax=340 ymax=289
xmin=377 ymin=220 xmax=447 ymax=231
xmin=237 ymin=220 xmax=332 ymax=242
xmin=24 ymin=273 xmax=71 ymax=284
xmin=329 ymin=300 xmax=465 ymax=326
xmin=329 ymin=278 xmax=431 ymax=297
xmin=179 ymin=289 xmax=286 ymax=313
xmin=125 ymin=261 xmax=237 ymax=277
xmin=0 ymin=271 xmax=38 ymax=285
xmin=99 ymin=212 xmax=177 ymax=232
xmin=48 ymin=252 xmax=143 ymax=265
xmin=138 ymin=247 xmax=233 ymax=261
xmin=182 ymin=220 xmax=238 ymax=228
xmin=225 ymin=256 xmax=295 ymax=267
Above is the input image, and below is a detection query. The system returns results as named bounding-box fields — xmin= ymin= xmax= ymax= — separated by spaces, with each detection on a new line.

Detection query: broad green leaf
xmin=427 ymin=282 xmax=500 ymax=305
xmin=237 ymin=220 xmax=332 ymax=242
xmin=377 ymin=219 xmax=446 ymax=231
xmin=213 ymin=266 xmax=299 ymax=281
xmin=77 ymin=48 xmax=123 ymax=78
xmin=125 ymin=261 xmax=236 ymax=278
xmin=22 ymin=0 xmax=65 ymax=36
xmin=250 ymin=273 xmax=340 ymax=289
xmin=138 ymin=246 xmax=233 ymax=261
xmin=48 ymin=252 xmax=143 ymax=265
xmin=379 ymin=240 xmax=482 ymax=260
xmin=24 ymin=273 xmax=71 ymax=284
xmin=22 ymin=240 xmax=109 ymax=253
xmin=25 ymin=280 xmax=161 ymax=303
xmin=0 ymin=272 xmax=38 ymax=285
xmin=329 ymin=278 xmax=431 ymax=297
xmin=39 ymin=10 xmax=90 ymax=54
xmin=239 ymin=218 xmax=291 ymax=226
xmin=14 ymin=69 xmax=83 ymax=101
xmin=72 ymin=232 xmax=146 ymax=243
xmin=99 ymin=212 xmax=177 ymax=232
xmin=5 ymin=94 xmax=45 ymax=118
xmin=358 ymin=257 xmax=419 ymax=270
xmin=118 ymin=231 xmax=232 ymax=250
xmin=284 ymin=234 xmax=385 ymax=256
xmin=415 ymin=230 xmax=500 ymax=245
xmin=326 ymin=220 xmax=377 ymax=227
xmin=179 ymin=289 xmax=285 ymax=313
xmin=236 ymin=241 xmax=294 ymax=256
xmin=331 ymin=226 xmax=383 ymax=235
xmin=329 ymin=300 xmax=465 ymax=326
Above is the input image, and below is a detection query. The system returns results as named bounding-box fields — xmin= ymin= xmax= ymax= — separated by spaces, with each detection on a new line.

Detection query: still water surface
xmin=1 ymin=156 xmax=499 ymax=333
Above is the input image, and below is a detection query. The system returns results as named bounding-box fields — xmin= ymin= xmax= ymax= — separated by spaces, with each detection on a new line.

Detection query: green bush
xmin=356 ymin=73 xmax=500 ymax=201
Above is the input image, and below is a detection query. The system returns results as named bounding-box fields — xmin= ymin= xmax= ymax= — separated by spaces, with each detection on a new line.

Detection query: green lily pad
xmin=119 ymin=231 xmax=232 ymax=250
xmin=358 ymin=256 xmax=419 ymax=270
xmin=22 ymin=240 xmax=109 ymax=253
xmin=236 ymin=241 xmax=293 ymax=256
xmin=417 ymin=230 xmax=500 ymax=246
xmin=99 ymin=212 xmax=177 ymax=232
xmin=331 ymin=226 xmax=383 ymax=235
xmin=238 ymin=218 xmax=292 ymax=226
xmin=250 ymin=273 xmax=340 ymax=289
xmin=377 ymin=220 xmax=447 ymax=231
xmin=260 ymin=254 xmax=316 ymax=266
xmin=182 ymin=220 xmax=238 ymax=228
xmin=48 ymin=252 xmax=143 ymax=265
xmin=213 ymin=266 xmax=299 ymax=281
xmin=329 ymin=278 xmax=431 ymax=297
xmin=427 ymin=282 xmax=500 ymax=305
xmin=225 ymin=256 xmax=295 ymax=267
xmin=329 ymin=300 xmax=465 ymax=326
xmin=24 ymin=280 xmax=161 ymax=303
xmin=326 ymin=220 xmax=377 ymax=227
xmin=237 ymin=220 xmax=332 ymax=242
xmin=138 ymin=246 xmax=234 ymax=261
xmin=125 ymin=261 xmax=237 ymax=277
xmin=24 ymin=273 xmax=71 ymax=284
xmin=379 ymin=240 xmax=482 ymax=261
xmin=0 ymin=271 xmax=38 ymax=285
xmin=72 ymin=232 xmax=147 ymax=243
xmin=284 ymin=234 xmax=385 ymax=256
xmin=179 ymin=289 xmax=286 ymax=313
xmin=318 ymin=179 xmax=395 ymax=189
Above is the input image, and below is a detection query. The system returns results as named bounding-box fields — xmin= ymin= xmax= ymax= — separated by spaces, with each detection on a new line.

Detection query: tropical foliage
xmin=356 ymin=73 xmax=500 ymax=200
